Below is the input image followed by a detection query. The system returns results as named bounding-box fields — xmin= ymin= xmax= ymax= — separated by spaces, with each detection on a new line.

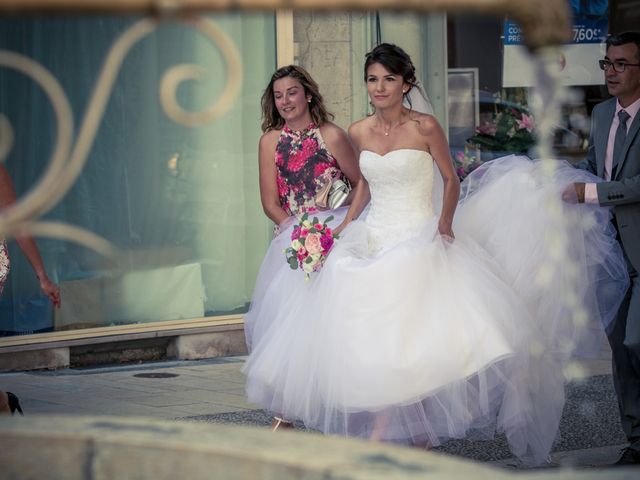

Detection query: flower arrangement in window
xmin=468 ymin=108 xmax=537 ymax=153
xmin=453 ymin=146 xmax=483 ymax=180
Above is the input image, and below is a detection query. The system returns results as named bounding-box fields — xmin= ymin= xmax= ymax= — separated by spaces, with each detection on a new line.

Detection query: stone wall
xmin=293 ymin=12 xmax=372 ymax=130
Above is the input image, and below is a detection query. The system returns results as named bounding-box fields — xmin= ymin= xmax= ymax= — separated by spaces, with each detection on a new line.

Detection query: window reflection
xmin=0 ymin=14 xmax=276 ymax=335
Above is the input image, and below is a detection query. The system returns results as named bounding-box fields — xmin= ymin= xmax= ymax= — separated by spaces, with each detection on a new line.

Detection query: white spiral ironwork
xmin=0 ymin=16 xmax=242 ymax=256
xmin=160 ymin=17 xmax=242 ymax=127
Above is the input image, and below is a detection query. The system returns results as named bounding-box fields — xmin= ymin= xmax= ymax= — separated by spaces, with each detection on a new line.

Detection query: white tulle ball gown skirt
xmin=243 ymin=153 xmax=628 ymax=466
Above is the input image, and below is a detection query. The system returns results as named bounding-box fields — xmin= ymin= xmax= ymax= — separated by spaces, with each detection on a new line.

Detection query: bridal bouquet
xmin=285 ymin=213 xmax=338 ymax=280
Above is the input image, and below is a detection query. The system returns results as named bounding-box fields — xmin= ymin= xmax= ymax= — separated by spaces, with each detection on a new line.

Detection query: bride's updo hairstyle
xmin=364 ymin=43 xmax=419 ymax=108
xmin=261 ymin=65 xmax=334 ymax=133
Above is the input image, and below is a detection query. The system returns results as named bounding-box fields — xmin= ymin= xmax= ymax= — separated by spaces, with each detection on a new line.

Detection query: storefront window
xmin=0 ymin=14 xmax=276 ymax=335
xmin=448 ymin=2 xmax=609 ymax=177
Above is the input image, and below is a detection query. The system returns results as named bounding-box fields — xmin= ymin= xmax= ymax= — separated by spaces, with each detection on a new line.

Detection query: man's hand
xmin=562 ymin=183 xmax=585 ymax=203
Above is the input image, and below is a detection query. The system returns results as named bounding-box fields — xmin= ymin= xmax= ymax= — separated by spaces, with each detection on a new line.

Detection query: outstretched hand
xmin=562 ymin=183 xmax=585 ymax=203
xmin=39 ymin=275 xmax=61 ymax=308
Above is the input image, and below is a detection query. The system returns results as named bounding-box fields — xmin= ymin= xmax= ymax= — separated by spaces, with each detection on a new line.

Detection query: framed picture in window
xmin=447 ymin=67 xmax=480 ymax=150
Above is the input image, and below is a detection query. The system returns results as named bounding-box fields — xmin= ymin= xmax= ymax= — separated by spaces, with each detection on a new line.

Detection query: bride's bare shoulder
xmin=409 ymin=111 xmax=443 ymax=136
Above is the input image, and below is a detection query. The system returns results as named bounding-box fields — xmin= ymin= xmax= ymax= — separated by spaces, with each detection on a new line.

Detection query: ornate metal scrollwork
xmin=0 ymin=16 xmax=242 ymax=256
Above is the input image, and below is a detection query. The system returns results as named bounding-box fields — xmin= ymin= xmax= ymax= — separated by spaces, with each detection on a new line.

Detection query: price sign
xmin=502 ymin=16 xmax=609 ymax=86
xmin=571 ymin=19 xmax=607 ymax=44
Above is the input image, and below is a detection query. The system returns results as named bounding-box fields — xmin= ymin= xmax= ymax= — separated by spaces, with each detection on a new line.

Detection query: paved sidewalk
xmin=0 ymin=356 xmax=253 ymax=419
xmin=0 ymin=353 xmax=630 ymax=470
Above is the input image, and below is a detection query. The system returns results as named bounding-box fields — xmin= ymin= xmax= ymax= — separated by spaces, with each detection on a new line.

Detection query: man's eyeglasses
xmin=599 ymin=59 xmax=640 ymax=73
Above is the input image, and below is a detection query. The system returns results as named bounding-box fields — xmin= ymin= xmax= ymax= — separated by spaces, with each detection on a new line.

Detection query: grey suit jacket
xmin=578 ymin=97 xmax=640 ymax=271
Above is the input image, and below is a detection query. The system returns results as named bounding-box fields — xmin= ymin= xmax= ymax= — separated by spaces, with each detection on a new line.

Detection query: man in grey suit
xmin=564 ymin=31 xmax=640 ymax=466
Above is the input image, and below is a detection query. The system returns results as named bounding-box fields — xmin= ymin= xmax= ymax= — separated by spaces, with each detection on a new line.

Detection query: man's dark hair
xmin=606 ymin=31 xmax=640 ymax=60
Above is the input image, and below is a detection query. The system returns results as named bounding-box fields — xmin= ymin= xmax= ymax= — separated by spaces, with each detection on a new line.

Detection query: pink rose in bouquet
xmin=285 ymin=213 xmax=339 ymax=280
xmin=304 ymin=233 xmax=323 ymax=255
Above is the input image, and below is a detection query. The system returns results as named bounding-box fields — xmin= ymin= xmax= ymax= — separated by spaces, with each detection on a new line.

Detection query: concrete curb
xmin=0 ymin=416 xmax=638 ymax=480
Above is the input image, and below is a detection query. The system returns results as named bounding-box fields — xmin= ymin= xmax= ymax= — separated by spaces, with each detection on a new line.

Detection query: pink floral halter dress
xmin=0 ymin=241 xmax=9 ymax=295
xmin=275 ymin=123 xmax=347 ymax=216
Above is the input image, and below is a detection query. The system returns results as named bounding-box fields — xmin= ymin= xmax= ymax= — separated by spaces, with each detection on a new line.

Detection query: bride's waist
xmin=365 ymin=213 xmax=435 ymax=238
xmin=364 ymin=213 xmax=437 ymax=252
xmin=365 ymin=204 xmax=434 ymax=225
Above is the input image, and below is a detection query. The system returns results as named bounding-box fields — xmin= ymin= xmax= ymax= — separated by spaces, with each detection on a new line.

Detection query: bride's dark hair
xmin=261 ymin=65 xmax=333 ymax=133
xmin=364 ymin=43 xmax=419 ymax=105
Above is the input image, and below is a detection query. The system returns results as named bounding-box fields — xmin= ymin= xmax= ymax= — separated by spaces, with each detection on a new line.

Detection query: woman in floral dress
xmin=245 ymin=65 xmax=370 ymax=430
xmin=256 ymin=65 xmax=369 ymax=235
xmin=0 ymin=238 xmax=8 ymax=296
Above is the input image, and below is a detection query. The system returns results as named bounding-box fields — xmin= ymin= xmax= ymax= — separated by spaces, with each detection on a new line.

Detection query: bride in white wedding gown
xmin=243 ymin=44 xmax=628 ymax=466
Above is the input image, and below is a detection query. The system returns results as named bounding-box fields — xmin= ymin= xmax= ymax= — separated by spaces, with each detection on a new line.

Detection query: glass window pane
xmin=0 ymin=13 xmax=276 ymax=335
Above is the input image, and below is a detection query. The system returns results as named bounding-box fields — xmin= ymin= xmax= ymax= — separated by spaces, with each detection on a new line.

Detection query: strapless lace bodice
xmin=360 ymin=149 xmax=435 ymax=252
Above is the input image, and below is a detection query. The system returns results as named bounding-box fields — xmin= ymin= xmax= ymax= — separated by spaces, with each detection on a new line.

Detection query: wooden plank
xmin=0 ymin=315 xmax=245 ymax=351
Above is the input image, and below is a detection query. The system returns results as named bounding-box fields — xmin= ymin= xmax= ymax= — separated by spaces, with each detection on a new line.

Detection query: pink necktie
xmin=611 ymin=110 xmax=630 ymax=180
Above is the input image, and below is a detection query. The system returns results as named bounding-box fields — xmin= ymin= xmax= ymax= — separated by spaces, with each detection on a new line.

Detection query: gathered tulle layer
xmin=458 ymin=156 xmax=627 ymax=338
xmin=243 ymin=156 xmax=628 ymax=466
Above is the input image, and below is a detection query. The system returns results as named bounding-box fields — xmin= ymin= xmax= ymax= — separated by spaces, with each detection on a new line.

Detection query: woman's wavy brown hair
xmin=261 ymin=65 xmax=333 ymax=132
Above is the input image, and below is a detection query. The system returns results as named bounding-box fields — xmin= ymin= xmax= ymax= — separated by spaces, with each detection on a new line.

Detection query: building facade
xmin=0 ymin=2 xmax=618 ymax=368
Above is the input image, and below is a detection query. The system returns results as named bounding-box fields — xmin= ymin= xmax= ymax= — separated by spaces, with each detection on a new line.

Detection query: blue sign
xmin=503 ymin=18 xmax=607 ymax=46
